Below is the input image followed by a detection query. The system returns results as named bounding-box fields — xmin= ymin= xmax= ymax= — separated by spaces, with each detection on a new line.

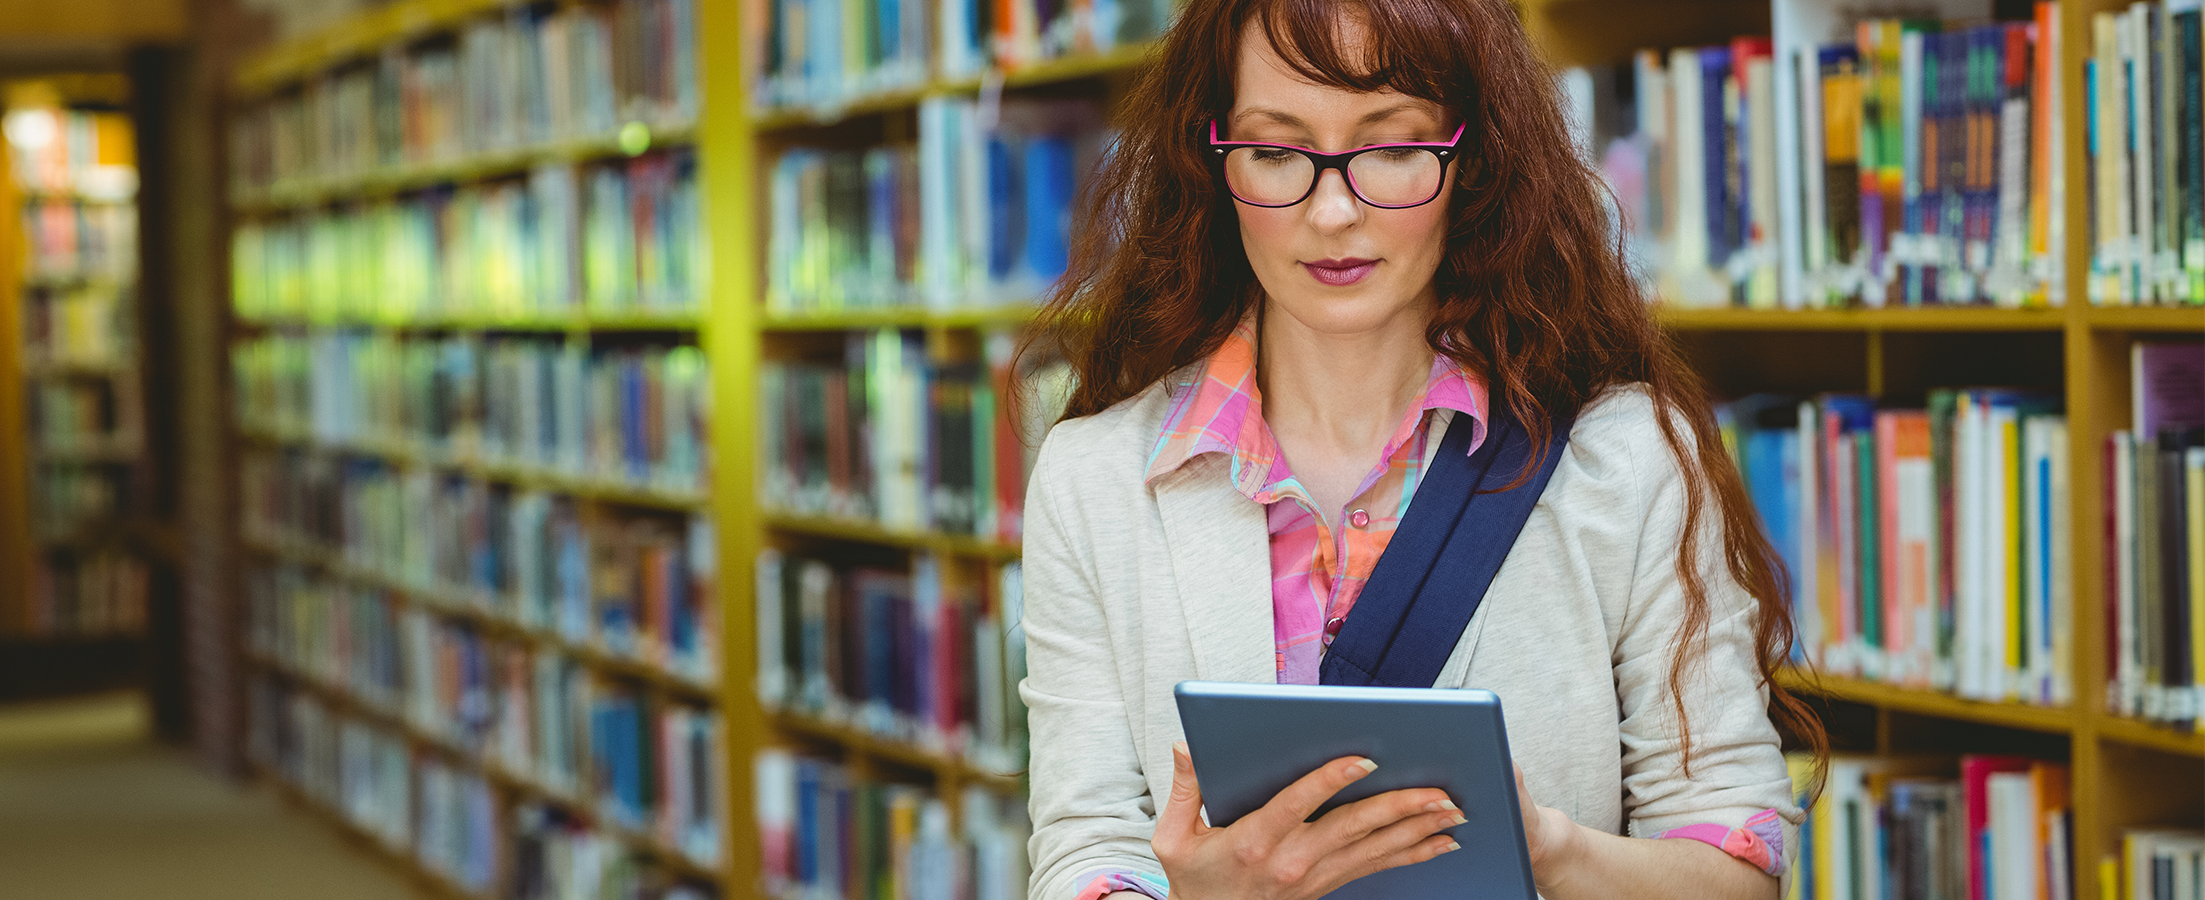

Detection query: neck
xmin=1255 ymin=301 xmax=1435 ymax=454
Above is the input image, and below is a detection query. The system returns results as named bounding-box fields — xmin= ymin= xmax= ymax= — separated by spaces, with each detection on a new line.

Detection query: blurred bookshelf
xmin=1 ymin=75 xmax=159 ymax=646
xmin=220 ymin=0 xmax=2203 ymax=899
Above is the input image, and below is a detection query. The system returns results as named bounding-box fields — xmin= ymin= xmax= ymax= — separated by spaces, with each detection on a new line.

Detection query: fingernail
xmin=1425 ymin=799 xmax=1459 ymax=812
xmin=1352 ymin=758 xmax=1378 ymax=775
xmin=1448 ymin=813 xmax=1467 ymax=826
xmin=1442 ymin=841 xmax=1462 ymax=853
xmin=1173 ymin=741 xmax=1189 ymax=763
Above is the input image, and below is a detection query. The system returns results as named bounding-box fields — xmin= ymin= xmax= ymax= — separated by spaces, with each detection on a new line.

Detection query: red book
xmin=1961 ymin=754 xmax=2034 ymax=900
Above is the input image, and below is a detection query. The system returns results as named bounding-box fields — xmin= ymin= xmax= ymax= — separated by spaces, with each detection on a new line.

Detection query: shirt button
xmin=1323 ymin=617 xmax=1345 ymax=644
xmin=1349 ymin=508 xmax=1370 ymax=528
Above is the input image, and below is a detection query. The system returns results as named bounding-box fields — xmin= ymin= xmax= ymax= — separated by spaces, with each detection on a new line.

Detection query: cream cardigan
xmin=1017 ymin=374 xmax=1802 ymax=899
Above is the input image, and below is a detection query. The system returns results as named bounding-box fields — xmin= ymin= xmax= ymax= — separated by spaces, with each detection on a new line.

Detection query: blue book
xmin=988 ymin=136 xmax=1022 ymax=282
xmin=620 ymin=353 xmax=647 ymax=481
xmin=1021 ymin=134 xmax=1076 ymax=287
xmin=795 ymin=762 xmax=822 ymax=885
xmin=1698 ymin=46 xmax=1733 ymax=273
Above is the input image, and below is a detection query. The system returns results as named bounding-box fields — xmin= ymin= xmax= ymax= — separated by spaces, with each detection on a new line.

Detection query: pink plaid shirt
xmin=1143 ymin=316 xmax=1487 ymax=683
xmin=1068 ymin=319 xmax=1787 ymax=899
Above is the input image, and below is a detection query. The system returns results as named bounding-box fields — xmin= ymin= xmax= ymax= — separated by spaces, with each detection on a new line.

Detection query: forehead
xmin=1229 ymin=16 xmax=1441 ymax=125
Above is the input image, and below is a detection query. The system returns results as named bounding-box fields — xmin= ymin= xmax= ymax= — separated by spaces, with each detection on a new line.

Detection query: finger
xmin=1253 ymin=755 xmax=1378 ymax=833
xmin=1155 ymin=740 xmax=1209 ymax=841
xmin=1305 ymin=787 xmax=1456 ymax=848
xmin=1316 ymin=807 xmax=1466 ymax=888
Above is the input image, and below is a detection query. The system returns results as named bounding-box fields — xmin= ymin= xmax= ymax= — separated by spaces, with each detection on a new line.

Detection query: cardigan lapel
xmin=1153 ymin=455 xmax=1276 ymax=684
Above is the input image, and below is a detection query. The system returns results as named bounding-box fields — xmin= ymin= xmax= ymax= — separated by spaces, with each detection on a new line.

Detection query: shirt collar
xmin=1144 ymin=315 xmax=1488 ymax=491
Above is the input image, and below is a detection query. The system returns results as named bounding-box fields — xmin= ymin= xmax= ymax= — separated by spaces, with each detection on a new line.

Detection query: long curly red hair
xmin=1028 ymin=0 xmax=1826 ymax=780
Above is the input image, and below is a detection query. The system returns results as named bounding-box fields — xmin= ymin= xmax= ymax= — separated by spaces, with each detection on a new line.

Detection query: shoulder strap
xmin=1318 ymin=402 xmax=1576 ymax=688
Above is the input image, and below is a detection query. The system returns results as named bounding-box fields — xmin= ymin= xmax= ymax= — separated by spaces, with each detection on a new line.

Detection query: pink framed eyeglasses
xmin=1206 ymin=120 xmax=1467 ymax=209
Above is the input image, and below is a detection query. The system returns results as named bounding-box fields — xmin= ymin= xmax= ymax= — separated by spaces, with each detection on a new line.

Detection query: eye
xmin=1366 ymin=147 xmax=1426 ymax=163
xmin=1247 ymin=147 xmax=1298 ymax=164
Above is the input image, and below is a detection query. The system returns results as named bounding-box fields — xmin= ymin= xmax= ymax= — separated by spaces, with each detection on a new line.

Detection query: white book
xmin=1745 ymin=54 xmax=1780 ymax=308
xmin=1957 ymin=393 xmax=1985 ymax=698
xmin=2023 ymin=418 xmax=2053 ymax=703
xmin=2047 ymin=805 xmax=2072 ymax=900
xmin=2094 ymin=13 xmax=2127 ymax=304
xmin=1798 ymin=400 xmax=1825 ymax=665
xmin=2047 ymin=419 xmax=2073 ymax=706
xmin=1796 ymin=47 xmax=1829 ymax=308
xmin=2123 ymin=7 xmax=2149 ymax=302
xmin=1986 ymin=771 xmax=2038 ymax=900
xmin=1668 ymin=48 xmax=1716 ymax=307
xmin=755 ymin=548 xmax=787 ymax=706
xmin=2113 ymin=430 xmax=2140 ymax=715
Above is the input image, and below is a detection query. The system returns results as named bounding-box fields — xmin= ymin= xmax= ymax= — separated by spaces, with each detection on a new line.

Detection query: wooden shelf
xmin=231 ymin=124 xmax=697 ymax=213
xmin=768 ymin=709 xmax=1025 ymax=793
xmin=2095 ymin=714 xmax=2205 ymax=759
xmin=751 ymin=42 xmax=1156 ymax=132
xmin=764 ymin=512 xmax=1022 ymax=560
xmin=2078 ymin=304 xmax=2205 ymax=331
xmin=236 ymin=427 xmax=707 ymax=512
xmin=1775 ymin=668 xmax=2078 ymax=734
xmin=1657 ymin=305 xmax=2070 ymax=331
xmin=761 ymin=305 xmax=1040 ymax=332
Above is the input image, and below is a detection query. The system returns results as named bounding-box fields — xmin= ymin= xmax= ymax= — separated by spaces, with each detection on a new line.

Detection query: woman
xmin=1017 ymin=0 xmax=1825 ymax=898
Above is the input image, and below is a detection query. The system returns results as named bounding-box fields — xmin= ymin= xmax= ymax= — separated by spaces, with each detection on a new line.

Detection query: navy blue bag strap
xmin=1318 ymin=402 xmax=1575 ymax=688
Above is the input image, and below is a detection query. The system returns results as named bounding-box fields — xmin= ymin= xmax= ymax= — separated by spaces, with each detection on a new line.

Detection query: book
xmin=752 ymin=747 xmax=1030 ymax=899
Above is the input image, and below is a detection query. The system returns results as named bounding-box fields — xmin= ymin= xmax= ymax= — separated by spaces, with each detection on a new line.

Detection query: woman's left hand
xmin=1513 ymin=764 xmax=1584 ymax=889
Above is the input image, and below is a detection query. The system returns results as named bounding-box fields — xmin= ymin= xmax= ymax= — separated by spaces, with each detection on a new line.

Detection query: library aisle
xmin=0 ymin=691 xmax=430 ymax=900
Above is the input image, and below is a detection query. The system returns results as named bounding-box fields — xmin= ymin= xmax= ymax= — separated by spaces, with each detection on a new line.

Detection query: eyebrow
xmin=1231 ymin=103 xmax=1438 ymax=130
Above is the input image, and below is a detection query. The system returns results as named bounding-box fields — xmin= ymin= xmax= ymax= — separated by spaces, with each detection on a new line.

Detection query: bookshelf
xmin=0 ymin=75 xmax=159 ymax=645
xmin=223 ymin=1 xmax=2202 ymax=900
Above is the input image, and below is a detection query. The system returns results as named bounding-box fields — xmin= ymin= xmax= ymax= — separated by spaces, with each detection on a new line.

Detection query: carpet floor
xmin=0 ymin=690 xmax=430 ymax=900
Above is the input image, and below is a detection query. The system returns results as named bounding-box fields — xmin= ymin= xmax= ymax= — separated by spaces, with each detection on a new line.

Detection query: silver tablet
xmin=1173 ymin=681 xmax=1537 ymax=900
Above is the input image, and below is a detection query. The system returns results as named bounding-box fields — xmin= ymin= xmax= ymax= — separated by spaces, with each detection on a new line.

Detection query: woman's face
xmin=1227 ymin=20 xmax=1456 ymax=338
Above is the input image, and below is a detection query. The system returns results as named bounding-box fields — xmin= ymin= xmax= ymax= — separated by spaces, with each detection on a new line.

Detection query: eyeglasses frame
xmin=1206 ymin=119 xmax=1469 ymax=209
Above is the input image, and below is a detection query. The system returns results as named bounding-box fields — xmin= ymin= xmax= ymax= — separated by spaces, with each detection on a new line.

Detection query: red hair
xmin=1029 ymin=0 xmax=1826 ymax=781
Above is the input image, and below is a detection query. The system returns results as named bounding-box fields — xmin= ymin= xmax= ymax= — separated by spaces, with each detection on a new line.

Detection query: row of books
xmin=746 ymin=0 xmax=1170 ymax=111
xmin=2084 ymin=2 xmax=2205 ymax=306
xmin=1721 ymin=390 xmax=2074 ymax=704
xmin=766 ymin=98 xmax=1100 ymax=315
xmin=2118 ymin=830 xmax=2205 ymax=900
xmin=752 ymin=750 xmax=1031 ymax=900
xmin=754 ymin=552 xmax=1030 ymax=771
xmin=1578 ymin=4 xmax=2067 ymax=309
xmin=759 ymin=331 xmax=1072 ymax=539
xmin=3 ymin=104 xmax=137 ymax=199
xmin=28 ymin=379 xmax=138 ymax=452
xmin=243 ymin=600 xmax=727 ymax=872
xmin=234 ymin=334 xmax=710 ymax=497
xmin=24 ymin=284 xmax=136 ymax=366
xmin=231 ymin=153 xmax=702 ymax=322
xmin=241 ymin=453 xmax=718 ymax=685
xmin=29 ymin=550 xmax=148 ymax=637
xmin=18 ymin=200 xmax=136 ymax=282
xmin=2104 ymin=341 xmax=2205 ymax=728
xmin=31 ymin=464 xmax=130 ymax=541
xmin=247 ymin=675 xmax=715 ymax=899
xmin=1791 ymin=753 xmax=2072 ymax=900
xmin=229 ymin=0 xmax=697 ymax=192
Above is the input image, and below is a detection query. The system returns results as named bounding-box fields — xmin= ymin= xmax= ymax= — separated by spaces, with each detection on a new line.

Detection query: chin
xmin=1266 ymin=282 xmax=1424 ymax=337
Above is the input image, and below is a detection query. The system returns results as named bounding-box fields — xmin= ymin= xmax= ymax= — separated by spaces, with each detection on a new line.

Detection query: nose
xmin=1304 ymin=167 xmax=1362 ymax=234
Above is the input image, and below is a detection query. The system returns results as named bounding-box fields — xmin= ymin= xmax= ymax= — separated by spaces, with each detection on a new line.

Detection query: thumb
xmin=1157 ymin=740 xmax=1208 ymax=837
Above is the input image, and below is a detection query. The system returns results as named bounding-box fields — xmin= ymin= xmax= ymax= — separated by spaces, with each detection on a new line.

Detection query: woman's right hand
xmin=1151 ymin=740 xmax=1465 ymax=900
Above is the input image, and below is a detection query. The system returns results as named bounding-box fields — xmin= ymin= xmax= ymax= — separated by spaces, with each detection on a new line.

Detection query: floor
xmin=0 ymin=690 xmax=430 ymax=900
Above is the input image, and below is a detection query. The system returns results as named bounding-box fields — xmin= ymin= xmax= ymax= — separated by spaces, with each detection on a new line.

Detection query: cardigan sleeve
xmin=1020 ymin=421 xmax=1172 ymax=900
xmin=1600 ymin=393 xmax=1803 ymax=856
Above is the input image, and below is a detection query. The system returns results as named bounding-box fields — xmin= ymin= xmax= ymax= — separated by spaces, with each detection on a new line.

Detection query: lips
xmin=1303 ymin=258 xmax=1377 ymax=286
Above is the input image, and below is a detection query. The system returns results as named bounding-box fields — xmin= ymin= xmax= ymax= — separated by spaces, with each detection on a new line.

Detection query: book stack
xmin=760 ymin=330 xmax=1071 ymax=540
xmin=2113 ymin=830 xmax=2205 ymax=900
xmin=747 ymin=0 xmax=1170 ymax=112
xmin=754 ymin=552 xmax=1029 ymax=769
xmin=228 ymin=0 xmax=697 ymax=196
xmin=232 ymin=333 xmax=709 ymax=497
xmin=766 ymin=98 xmax=1102 ymax=316
xmin=1790 ymin=753 xmax=2074 ymax=900
xmin=231 ymin=152 xmax=700 ymax=325
xmin=24 ymin=280 xmax=135 ymax=365
xmin=1575 ymin=3 xmax=2067 ymax=308
xmin=2105 ymin=341 xmax=2205 ymax=729
xmin=239 ymin=452 xmax=719 ymax=688
xmin=1720 ymin=390 xmax=2073 ymax=704
xmin=752 ymin=749 xmax=1033 ymax=900
xmin=29 ymin=550 xmax=148 ymax=636
xmin=2084 ymin=2 xmax=2205 ymax=306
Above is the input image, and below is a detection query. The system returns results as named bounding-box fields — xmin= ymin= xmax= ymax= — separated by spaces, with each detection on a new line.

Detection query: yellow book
xmin=2005 ymin=412 xmax=2023 ymax=685
xmin=1785 ymin=754 xmax=1816 ymax=900
xmin=2102 ymin=854 xmax=2124 ymax=900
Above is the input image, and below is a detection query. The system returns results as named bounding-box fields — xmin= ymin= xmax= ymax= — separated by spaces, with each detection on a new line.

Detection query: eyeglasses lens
xmin=1222 ymin=146 xmax=1443 ymax=207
